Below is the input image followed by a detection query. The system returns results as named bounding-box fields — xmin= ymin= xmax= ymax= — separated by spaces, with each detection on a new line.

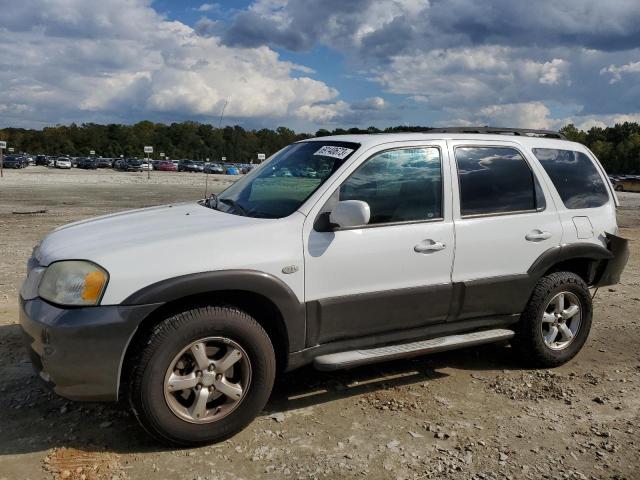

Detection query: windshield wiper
xmin=219 ymin=198 xmax=247 ymax=216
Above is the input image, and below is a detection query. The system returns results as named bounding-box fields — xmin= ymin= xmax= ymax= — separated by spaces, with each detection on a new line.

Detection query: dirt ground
xmin=0 ymin=167 xmax=638 ymax=480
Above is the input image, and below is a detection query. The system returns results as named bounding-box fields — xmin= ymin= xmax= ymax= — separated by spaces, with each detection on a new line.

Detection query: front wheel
xmin=128 ymin=306 xmax=276 ymax=446
xmin=513 ymin=272 xmax=592 ymax=368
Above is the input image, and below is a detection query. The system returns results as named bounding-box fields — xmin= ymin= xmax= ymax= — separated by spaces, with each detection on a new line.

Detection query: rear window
xmin=532 ymin=148 xmax=609 ymax=209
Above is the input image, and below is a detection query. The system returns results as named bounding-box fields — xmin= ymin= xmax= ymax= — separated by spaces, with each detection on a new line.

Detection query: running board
xmin=313 ymin=329 xmax=515 ymax=371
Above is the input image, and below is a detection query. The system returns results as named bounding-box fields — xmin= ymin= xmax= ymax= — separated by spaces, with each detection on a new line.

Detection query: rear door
xmin=448 ymin=141 xmax=563 ymax=320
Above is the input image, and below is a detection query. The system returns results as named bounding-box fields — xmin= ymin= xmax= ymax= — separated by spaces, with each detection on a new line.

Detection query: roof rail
xmin=426 ymin=127 xmax=566 ymax=139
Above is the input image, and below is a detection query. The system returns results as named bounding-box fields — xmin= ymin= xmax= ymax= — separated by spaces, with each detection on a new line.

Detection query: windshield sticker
xmin=313 ymin=145 xmax=354 ymax=159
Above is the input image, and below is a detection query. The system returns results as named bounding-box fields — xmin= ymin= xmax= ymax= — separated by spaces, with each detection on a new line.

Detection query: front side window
xmin=532 ymin=148 xmax=609 ymax=209
xmin=215 ymin=141 xmax=360 ymax=218
xmin=339 ymin=147 xmax=442 ymax=225
xmin=456 ymin=147 xmax=540 ymax=216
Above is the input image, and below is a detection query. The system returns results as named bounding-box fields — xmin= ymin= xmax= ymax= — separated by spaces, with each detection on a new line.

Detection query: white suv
xmin=20 ymin=128 xmax=628 ymax=445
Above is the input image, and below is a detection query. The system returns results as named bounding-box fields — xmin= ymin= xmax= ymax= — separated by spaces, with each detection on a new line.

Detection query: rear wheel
xmin=128 ymin=306 xmax=276 ymax=446
xmin=513 ymin=272 xmax=592 ymax=367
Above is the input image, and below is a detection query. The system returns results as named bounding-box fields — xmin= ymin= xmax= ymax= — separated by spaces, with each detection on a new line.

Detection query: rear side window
xmin=532 ymin=148 xmax=609 ymax=209
xmin=339 ymin=147 xmax=442 ymax=224
xmin=455 ymin=147 xmax=541 ymax=216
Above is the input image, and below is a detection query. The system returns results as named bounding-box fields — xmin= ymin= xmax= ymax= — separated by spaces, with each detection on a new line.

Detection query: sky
xmin=1 ymin=0 xmax=640 ymax=132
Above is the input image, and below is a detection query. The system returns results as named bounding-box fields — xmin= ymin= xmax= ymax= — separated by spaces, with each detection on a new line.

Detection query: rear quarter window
xmin=532 ymin=148 xmax=609 ymax=209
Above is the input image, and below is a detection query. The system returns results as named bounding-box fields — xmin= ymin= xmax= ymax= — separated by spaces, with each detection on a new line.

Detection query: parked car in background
xmin=611 ymin=176 xmax=640 ymax=192
xmin=35 ymin=155 xmax=48 ymax=166
xmin=204 ymin=163 xmax=224 ymax=174
xmin=54 ymin=157 xmax=72 ymax=169
xmin=178 ymin=160 xmax=204 ymax=172
xmin=121 ymin=159 xmax=143 ymax=172
xmin=2 ymin=155 xmax=28 ymax=168
xmin=77 ymin=157 xmax=98 ymax=170
xmin=96 ymin=158 xmax=113 ymax=168
xmin=140 ymin=161 xmax=153 ymax=171
xmin=225 ymin=165 xmax=240 ymax=175
xmin=156 ymin=161 xmax=177 ymax=171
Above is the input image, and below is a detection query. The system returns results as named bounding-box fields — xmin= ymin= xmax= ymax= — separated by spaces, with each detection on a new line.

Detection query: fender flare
xmin=527 ymin=243 xmax=613 ymax=282
xmin=122 ymin=270 xmax=306 ymax=352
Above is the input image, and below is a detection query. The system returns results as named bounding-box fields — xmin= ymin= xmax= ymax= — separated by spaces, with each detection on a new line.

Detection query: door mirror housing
xmin=329 ymin=200 xmax=371 ymax=229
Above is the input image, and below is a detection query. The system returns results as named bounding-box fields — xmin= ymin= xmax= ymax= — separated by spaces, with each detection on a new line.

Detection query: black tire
xmin=513 ymin=271 xmax=592 ymax=368
xmin=128 ymin=306 xmax=276 ymax=446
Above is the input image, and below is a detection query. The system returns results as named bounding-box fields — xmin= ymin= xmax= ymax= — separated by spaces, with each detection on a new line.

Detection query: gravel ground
xmin=0 ymin=167 xmax=638 ymax=480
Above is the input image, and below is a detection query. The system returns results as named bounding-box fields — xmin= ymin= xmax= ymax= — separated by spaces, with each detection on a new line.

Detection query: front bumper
xmin=19 ymin=297 xmax=159 ymax=401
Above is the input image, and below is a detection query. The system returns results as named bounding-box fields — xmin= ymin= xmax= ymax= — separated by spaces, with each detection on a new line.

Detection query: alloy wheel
xmin=541 ymin=291 xmax=582 ymax=350
xmin=163 ymin=337 xmax=251 ymax=424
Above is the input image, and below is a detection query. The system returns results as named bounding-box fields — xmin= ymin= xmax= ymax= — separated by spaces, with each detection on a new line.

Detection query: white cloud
xmin=0 ymin=0 xmax=344 ymax=127
xmin=196 ymin=3 xmax=221 ymax=13
xmin=372 ymin=47 xmax=571 ymax=111
xmin=294 ymin=100 xmax=351 ymax=123
xmin=442 ymin=102 xmax=553 ymax=129
xmin=352 ymin=96 xmax=386 ymax=110
xmin=600 ymin=61 xmax=640 ymax=83
xmin=552 ymin=113 xmax=640 ymax=131
xmin=294 ymin=96 xmax=389 ymax=123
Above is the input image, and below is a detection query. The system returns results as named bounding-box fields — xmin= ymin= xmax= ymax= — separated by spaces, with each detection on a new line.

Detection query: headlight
xmin=38 ymin=261 xmax=109 ymax=306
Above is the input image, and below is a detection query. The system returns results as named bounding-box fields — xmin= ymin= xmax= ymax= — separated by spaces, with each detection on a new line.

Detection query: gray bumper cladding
xmin=594 ymin=233 xmax=630 ymax=287
xmin=313 ymin=328 xmax=515 ymax=371
xmin=19 ymin=297 xmax=159 ymax=401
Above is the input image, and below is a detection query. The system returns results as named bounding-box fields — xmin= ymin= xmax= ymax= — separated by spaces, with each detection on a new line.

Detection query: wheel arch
xmin=528 ymin=243 xmax=613 ymax=286
xmin=118 ymin=270 xmax=305 ymax=399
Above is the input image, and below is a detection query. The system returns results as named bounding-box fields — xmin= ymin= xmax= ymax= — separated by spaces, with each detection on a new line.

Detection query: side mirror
xmin=329 ymin=200 xmax=371 ymax=229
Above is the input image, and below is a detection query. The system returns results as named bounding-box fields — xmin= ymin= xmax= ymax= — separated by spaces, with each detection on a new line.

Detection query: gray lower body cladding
xmin=19 ymin=297 xmax=159 ymax=401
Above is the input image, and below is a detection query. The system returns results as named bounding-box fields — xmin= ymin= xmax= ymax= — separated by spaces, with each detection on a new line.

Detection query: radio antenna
xmin=205 ymin=99 xmax=228 ymax=201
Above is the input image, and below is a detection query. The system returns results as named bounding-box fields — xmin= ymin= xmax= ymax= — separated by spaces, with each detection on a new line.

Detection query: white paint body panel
xmin=37 ymin=203 xmax=305 ymax=304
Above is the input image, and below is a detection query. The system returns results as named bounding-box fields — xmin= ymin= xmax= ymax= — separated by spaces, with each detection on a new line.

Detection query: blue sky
xmin=1 ymin=0 xmax=640 ymax=132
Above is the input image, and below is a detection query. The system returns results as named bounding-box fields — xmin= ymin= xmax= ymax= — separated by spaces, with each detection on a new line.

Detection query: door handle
xmin=414 ymin=240 xmax=446 ymax=253
xmin=525 ymin=230 xmax=553 ymax=242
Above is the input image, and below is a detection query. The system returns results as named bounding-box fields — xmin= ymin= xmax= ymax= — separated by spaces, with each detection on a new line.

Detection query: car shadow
xmin=0 ymin=323 xmax=519 ymax=456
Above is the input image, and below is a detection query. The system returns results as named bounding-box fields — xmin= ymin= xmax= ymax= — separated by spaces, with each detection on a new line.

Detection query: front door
xmin=303 ymin=143 xmax=455 ymax=345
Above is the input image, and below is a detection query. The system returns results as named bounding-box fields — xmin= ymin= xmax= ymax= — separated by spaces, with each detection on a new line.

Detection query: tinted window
xmin=339 ymin=147 xmax=442 ymax=224
xmin=456 ymin=147 xmax=539 ymax=216
xmin=532 ymin=148 xmax=609 ymax=209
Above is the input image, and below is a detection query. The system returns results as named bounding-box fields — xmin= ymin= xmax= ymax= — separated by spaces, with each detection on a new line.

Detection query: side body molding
xmin=122 ymin=270 xmax=306 ymax=352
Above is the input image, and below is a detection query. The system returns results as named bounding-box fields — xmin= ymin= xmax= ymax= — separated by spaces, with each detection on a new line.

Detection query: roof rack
xmin=426 ymin=127 xmax=566 ymax=139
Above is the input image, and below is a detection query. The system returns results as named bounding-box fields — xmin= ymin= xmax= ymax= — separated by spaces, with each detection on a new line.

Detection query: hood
xmin=37 ymin=203 xmax=261 ymax=266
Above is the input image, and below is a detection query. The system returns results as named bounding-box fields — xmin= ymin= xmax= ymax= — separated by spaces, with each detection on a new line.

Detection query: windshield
xmin=212 ymin=141 xmax=360 ymax=218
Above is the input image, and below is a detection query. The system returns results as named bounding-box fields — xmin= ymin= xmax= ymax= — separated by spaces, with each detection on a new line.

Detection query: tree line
xmin=1 ymin=120 xmax=639 ymax=173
